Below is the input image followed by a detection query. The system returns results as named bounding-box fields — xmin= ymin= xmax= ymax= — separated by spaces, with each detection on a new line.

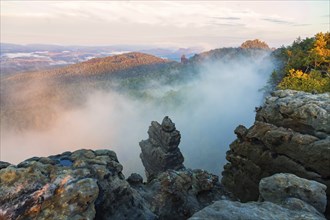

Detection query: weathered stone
xmin=140 ymin=116 xmax=185 ymax=181
xmin=0 ymin=161 xmax=11 ymax=170
xmin=135 ymin=117 xmax=231 ymax=219
xmin=222 ymin=90 xmax=330 ymax=217
xmin=190 ymin=173 xmax=327 ymax=220
xmin=127 ymin=173 xmax=143 ymax=185
xmin=256 ymin=90 xmax=330 ymax=137
xmin=259 ymin=173 xmax=327 ymax=213
xmin=189 ymin=200 xmax=326 ymax=220
xmin=0 ymin=149 xmax=155 ymax=220
xmin=161 ymin=116 xmax=176 ymax=132
xmin=137 ymin=169 xmax=231 ymax=220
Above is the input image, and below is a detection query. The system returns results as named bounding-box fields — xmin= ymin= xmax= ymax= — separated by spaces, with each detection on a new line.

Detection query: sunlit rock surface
xmin=222 ymin=90 xmax=330 ymax=217
xmin=0 ymin=149 xmax=154 ymax=220
xmin=190 ymin=173 xmax=327 ymax=220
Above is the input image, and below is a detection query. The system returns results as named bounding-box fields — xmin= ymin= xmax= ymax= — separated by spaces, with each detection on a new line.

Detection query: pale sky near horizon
xmin=1 ymin=1 xmax=329 ymax=50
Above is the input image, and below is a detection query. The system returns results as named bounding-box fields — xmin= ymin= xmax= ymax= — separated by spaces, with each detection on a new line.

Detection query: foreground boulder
xmin=0 ymin=149 xmax=155 ymax=220
xmin=259 ymin=173 xmax=327 ymax=213
xmin=222 ymin=90 xmax=330 ymax=217
xmin=190 ymin=173 xmax=327 ymax=220
xmin=140 ymin=116 xmax=185 ymax=181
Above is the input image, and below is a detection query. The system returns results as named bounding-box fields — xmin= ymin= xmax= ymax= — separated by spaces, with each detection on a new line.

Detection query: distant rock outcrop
xmin=181 ymin=54 xmax=188 ymax=64
xmin=140 ymin=116 xmax=185 ymax=181
xmin=190 ymin=173 xmax=327 ymax=220
xmin=240 ymin=39 xmax=270 ymax=50
xmin=222 ymin=90 xmax=330 ymax=217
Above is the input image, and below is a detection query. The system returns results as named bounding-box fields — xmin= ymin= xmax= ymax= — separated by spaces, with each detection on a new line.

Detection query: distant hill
xmin=189 ymin=47 xmax=270 ymax=63
xmin=1 ymin=47 xmax=271 ymax=131
xmin=0 ymin=52 xmax=182 ymax=131
xmin=6 ymin=52 xmax=174 ymax=82
xmin=1 ymin=43 xmax=202 ymax=75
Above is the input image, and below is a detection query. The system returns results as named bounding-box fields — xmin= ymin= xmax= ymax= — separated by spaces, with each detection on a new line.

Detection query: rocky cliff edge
xmin=222 ymin=89 xmax=330 ymax=218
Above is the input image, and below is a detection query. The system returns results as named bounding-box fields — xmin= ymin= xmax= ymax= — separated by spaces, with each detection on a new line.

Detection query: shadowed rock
xmin=136 ymin=116 xmax=231 ymax=219
xmin=259 ymin=173 xmax=327 ymax=213
xmin=190 ymin=173 xmax=327 ymax=220
xmin=140 ymin=116 xmax=185 ymax=181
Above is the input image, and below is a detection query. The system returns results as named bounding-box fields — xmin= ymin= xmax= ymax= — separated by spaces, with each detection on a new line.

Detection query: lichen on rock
xmin=0 ymin=149 xmax=154 ymax=220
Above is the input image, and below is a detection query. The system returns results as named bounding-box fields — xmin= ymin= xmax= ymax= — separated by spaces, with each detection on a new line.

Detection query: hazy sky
xmin=1 ymin=1 xmax=329 ymax=49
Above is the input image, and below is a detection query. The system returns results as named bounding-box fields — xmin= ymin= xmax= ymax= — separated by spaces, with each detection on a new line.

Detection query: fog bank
xmin=1 ymin=53 xmax=274 ymax=177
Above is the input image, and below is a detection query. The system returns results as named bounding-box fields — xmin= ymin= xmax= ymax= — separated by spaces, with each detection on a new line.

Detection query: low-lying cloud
xmin=1 ymin=52 xmax=274 ymax=178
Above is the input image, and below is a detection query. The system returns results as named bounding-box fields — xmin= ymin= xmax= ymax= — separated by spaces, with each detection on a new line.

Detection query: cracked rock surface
xmin=190 ymin=174 xmax=327 ymax=220
xmin=0 ymin=149 xmax=155 ymax=220
xmin=140 ymin=116 xmax=185 ymax=182
xmin=222 ymin=90 xmax=330 ymax=218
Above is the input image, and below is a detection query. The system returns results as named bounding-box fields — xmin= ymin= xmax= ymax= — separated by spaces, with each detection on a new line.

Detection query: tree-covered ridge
xmin=270 ymin=32 xmax=330 ymax=93
xmin=189 ymin=47 xmax=270 ymax=63
xmin=6 ymin=52 xmax=173 ymax=82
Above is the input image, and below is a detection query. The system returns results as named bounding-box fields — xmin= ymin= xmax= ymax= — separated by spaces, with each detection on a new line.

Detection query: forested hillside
xmin=0 ymin=46 xmax=271 ymax=131
xmin=269 ymin=32 xmax=330 ymax=93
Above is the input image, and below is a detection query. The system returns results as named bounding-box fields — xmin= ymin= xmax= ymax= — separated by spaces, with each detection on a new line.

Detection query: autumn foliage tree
xmin=270 ymin=32 xmax=330 ymax=93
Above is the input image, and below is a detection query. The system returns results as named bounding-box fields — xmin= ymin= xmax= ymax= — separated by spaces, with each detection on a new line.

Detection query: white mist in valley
xmin=1 ymin=52 xmax=274 ymax=177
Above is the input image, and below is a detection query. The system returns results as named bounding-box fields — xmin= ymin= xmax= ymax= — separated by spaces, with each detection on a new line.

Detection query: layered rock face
xmin=190 ymin=173 xmax=327 ymax=220
xmin=137 ymin=116 xmax=230 ymax=219
xmin=140 ymin=116 xmax=185 ymax=181
xmin=222 ymin=90 xmax=330 ymax=217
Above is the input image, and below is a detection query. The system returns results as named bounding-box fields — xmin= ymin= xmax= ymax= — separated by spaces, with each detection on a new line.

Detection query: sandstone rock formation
xmin=190 ymin=173 xmax=327 ymax=220
xmin=135 ymin=168 xmax=230 ymax=220
xmin=140 ymin=116 xmax=185 ymax=181
xmin=0 ymin=117 xmax=230 ymax=220
xmin=2 ymin=109 xmax=328 ymax=219
xmin=222 ymin=90 xmax=330 ymax=217
xmin=0 ymin=149 xmax=155 ymax=220
xmin=259 ymin=173 xmax=327 ymax=213
xmin=136 ymin=116 xmax=231 ymax=219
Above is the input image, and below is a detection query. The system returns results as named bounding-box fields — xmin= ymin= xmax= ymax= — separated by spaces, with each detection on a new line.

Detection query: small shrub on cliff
xmin=278 ymin=69 xmax=330 ymax=93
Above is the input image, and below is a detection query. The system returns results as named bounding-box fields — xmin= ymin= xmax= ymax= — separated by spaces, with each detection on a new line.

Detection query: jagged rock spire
xmin=139 ymin=116 xmax=185 ymax=181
